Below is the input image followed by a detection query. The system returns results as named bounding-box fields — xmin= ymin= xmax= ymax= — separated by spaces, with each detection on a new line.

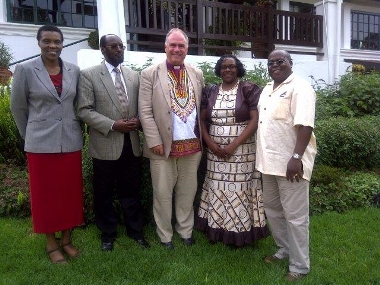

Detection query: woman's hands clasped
xmin=209 ymin=141 xmax=237 ymax=160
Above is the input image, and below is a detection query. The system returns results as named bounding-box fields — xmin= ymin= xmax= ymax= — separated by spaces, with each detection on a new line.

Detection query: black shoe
xmin=161 ymin=241 xmax=174 ymax=250
xmin=101 ymin=242 xmax=113 ymax=251
xmin=182 ymin=237 xmax=195 ymax=246
xmin=133 ymin=238 xmax=150 ymax=249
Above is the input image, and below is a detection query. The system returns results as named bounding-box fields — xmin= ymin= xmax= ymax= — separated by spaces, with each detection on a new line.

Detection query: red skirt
xmin=27 ymin=151 xmax=84 ymax=233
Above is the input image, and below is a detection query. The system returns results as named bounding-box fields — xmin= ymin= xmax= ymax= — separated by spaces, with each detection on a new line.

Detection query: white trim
xmin=0 ymin=22 xmax=94 ymax=40
xmin=275 ymin=45 xmax=319 ymax=54
xmin=341 ymin=49 xmax=380 ymax=61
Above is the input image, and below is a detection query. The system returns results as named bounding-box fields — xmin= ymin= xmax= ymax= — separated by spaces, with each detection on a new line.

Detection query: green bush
xmin=310 ymin=165 xmax=380 ymax=215
xmin=82 ymin=133 xmax=94 ymax=224
xmin=197 ymin=61 xmax=221 ymax=85
xmin=244 ymin=62 xmax=271 ymax=88
xmin=127 ymin=57 xmax=154 ymax=74
xmin=0 ymin=164 xmax=30 ymax=217
xmin=0 ymin=86 xmax=25 ymax=165
xmin=338 ymin=71 xmax=380 ymax=117
xmin=196 ymin=61 xmax=270 ymax=88
xmin=314 ymin=115 xmax=380 ymax=169
xmin=314 ymin=71 xmax=380 ymax=119
xmin=87 ymin=30 xmax=99 ymax=50
xmin=314 ymin=79 xmax=340 ymax=121
xmin=310 ymin=164 xmax=347 ymax=186
xmin=140 ymin=157 xmax=154 ymax=223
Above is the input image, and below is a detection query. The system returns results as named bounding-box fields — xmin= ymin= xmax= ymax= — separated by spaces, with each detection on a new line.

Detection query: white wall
xmin=77 ymin=49 xmax=351 ymax=85
xmin=0 ymin=23 xmax=93 ymax=72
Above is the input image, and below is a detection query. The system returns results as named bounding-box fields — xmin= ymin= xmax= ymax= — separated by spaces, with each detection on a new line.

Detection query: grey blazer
xmin=10 ymin=56 xmax=83 ymax=153
xmin=139 ymin=61 xmax=204 ymax=159
xmin=77 ymin=62 xmax=141 ymax=160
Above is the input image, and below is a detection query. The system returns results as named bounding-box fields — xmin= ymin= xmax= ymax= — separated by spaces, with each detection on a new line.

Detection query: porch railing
xmin=125 ymin=0 xmax=323 ymax=58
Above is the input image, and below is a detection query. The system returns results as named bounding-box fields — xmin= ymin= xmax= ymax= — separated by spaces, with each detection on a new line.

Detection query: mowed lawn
xmin=0 ymin=207 xmax=379 ymax=285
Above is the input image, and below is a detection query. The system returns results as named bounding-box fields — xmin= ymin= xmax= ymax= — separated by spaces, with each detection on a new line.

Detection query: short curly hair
xmin=214 ymin=54 xmax=246 ymax=78
xmin=37 ymin=25 xmax=63 ymax=42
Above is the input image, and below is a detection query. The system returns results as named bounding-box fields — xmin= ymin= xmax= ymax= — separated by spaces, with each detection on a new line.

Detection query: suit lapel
xmin=99 ymin=63 xmax=126 ymax=117
xmin=60 ymin=61 xmax=74 ymax=100
xmin=157 ymin=62 xmax=171 ymax=107
xmin=33 ymin=57 xmax=61 ymax=101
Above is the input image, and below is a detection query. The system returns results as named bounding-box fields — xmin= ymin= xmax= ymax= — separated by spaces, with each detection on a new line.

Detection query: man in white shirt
xmin=256 ymin=49 xmax=317 ymax=282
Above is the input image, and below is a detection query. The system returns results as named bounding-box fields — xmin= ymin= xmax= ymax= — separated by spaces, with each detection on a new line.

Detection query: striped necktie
xmin=113 ymin=67 xmax=128 ymax=117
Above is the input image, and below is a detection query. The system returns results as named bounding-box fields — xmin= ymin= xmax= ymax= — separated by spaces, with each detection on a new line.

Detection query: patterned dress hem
xmin=195 ymin=216 xmax=270 ymax=246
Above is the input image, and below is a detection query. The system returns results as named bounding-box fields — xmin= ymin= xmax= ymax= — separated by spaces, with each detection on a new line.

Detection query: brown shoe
xmin=285 ymin=272 xmax=307 ymax=282
xmin=61 ymin=242 xmax=80 ymax=258
xmin=263 ymin=255 xmax=282 ymax=263
xmin=46 ymin=248 xmax=67 ymax=264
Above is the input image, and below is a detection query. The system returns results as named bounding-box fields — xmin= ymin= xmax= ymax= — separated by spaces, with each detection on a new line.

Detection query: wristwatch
xmin=292 ymin=153 xmax=302 ymax=160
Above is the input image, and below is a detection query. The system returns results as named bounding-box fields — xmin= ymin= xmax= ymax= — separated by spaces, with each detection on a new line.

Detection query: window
xmin=290 ymin=2 xmax=315 ymax=14
xmin=351 ymin=11 xmax=379 ymax=51
xmin=7 ymin=0 xmax=97 ymax=29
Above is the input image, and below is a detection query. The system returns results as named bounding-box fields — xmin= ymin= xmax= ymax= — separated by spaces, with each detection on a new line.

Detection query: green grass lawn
xmin=0 ymin=207 xmax=379 ymax=285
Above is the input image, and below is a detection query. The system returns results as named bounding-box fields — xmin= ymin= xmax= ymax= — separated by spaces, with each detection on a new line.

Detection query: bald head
xmin=268 ymin=49 xmax=292 ymax=61
xmin=267 ymin=49 xmax=293 ymax=84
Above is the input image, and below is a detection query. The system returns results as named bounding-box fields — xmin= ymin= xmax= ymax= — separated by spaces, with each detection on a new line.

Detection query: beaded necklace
xmin=168 ymin=69 xmax=189 ymax=100
xmin=168 ymin=68 xmax=195 ymax=123
xmin=219 ymin=80 xmax=239 ymax=93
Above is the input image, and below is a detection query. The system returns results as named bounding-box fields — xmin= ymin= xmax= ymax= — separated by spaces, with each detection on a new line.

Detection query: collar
xmin=104 ymin=61 xmax=121 ymax=73
xmin=166 ymin=61 xmax=184 ymax=71
xmin=268 ymin=72 xmax=295 ymax=88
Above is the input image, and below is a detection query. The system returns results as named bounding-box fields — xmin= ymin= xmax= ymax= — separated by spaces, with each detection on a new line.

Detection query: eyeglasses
xmin=106 ymin=44 xmax=126 ymax=50
xmin=221 ymin=65 xmax=237 ymax=70
xmin=267 ymin=59 xmax=289 ymax=67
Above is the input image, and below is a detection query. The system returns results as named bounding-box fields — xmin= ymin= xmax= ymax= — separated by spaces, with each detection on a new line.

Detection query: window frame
xmin=351 ymin=11 xmax=380 ymax=51
xmin=6 ymin=0 xmax=98 ymax=29
xmin=289 ymin=1 xmax=316 ymax=14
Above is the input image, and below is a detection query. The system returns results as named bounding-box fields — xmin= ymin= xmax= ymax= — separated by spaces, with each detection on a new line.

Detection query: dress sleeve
xmin=201 ymin=84 xmax=217 ymax=109
xmin=242 ymin=82 xmax=261 ymax=110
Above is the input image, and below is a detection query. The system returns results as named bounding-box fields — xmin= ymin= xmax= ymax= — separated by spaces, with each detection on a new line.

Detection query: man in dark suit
xmin=77 ymin=34 xmax=149 ymax=251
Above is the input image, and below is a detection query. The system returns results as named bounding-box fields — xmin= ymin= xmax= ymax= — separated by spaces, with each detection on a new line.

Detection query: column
xmin=0 ymin=0 xmax=6 ymax=22
xmin=96 ymin=0 xmax=126 ymax=44
xmin=278 ymin=0 xmax=290 ymax=11
xmin=277 ymin=0 xmax=290 ymax=44
xmin=341 ymin=3 xmax=352 ymax=50
xmin=315 ymin=0 xmax=342 ymax=84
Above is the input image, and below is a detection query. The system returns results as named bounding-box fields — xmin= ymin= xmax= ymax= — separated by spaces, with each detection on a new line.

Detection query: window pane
xmin=351 ymin=11 xmax=380 ymax=50
xmin=7 ymin=0 xmax=98 ymax=28
xmin=62 ymin=12 xmax=72 ymax=26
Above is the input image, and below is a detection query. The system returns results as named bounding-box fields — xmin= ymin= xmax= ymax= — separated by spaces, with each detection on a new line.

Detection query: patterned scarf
xmin=167 ymin=66 xmax=195 ymax=123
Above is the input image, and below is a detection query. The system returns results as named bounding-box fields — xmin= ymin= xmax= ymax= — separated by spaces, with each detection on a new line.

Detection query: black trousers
xmin=92 ymin=134 xmax=144 ymax=243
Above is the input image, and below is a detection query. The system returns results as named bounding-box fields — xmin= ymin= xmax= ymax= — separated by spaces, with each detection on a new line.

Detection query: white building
xmin=1 ymin=0 xmax=380 ymax=84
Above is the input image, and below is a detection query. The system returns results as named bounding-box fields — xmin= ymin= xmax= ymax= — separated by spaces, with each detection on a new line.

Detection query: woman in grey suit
xmin=10 ymin=25 xmax=83 ymax=264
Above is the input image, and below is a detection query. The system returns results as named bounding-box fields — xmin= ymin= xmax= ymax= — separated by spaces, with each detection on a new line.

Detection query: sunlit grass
xmin=0 ymin=207 xmax=379 ymax=284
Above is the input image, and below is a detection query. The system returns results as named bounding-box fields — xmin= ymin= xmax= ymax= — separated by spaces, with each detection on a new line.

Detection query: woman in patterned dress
xmin=195 ymin=55 xmax=270 ymax=246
